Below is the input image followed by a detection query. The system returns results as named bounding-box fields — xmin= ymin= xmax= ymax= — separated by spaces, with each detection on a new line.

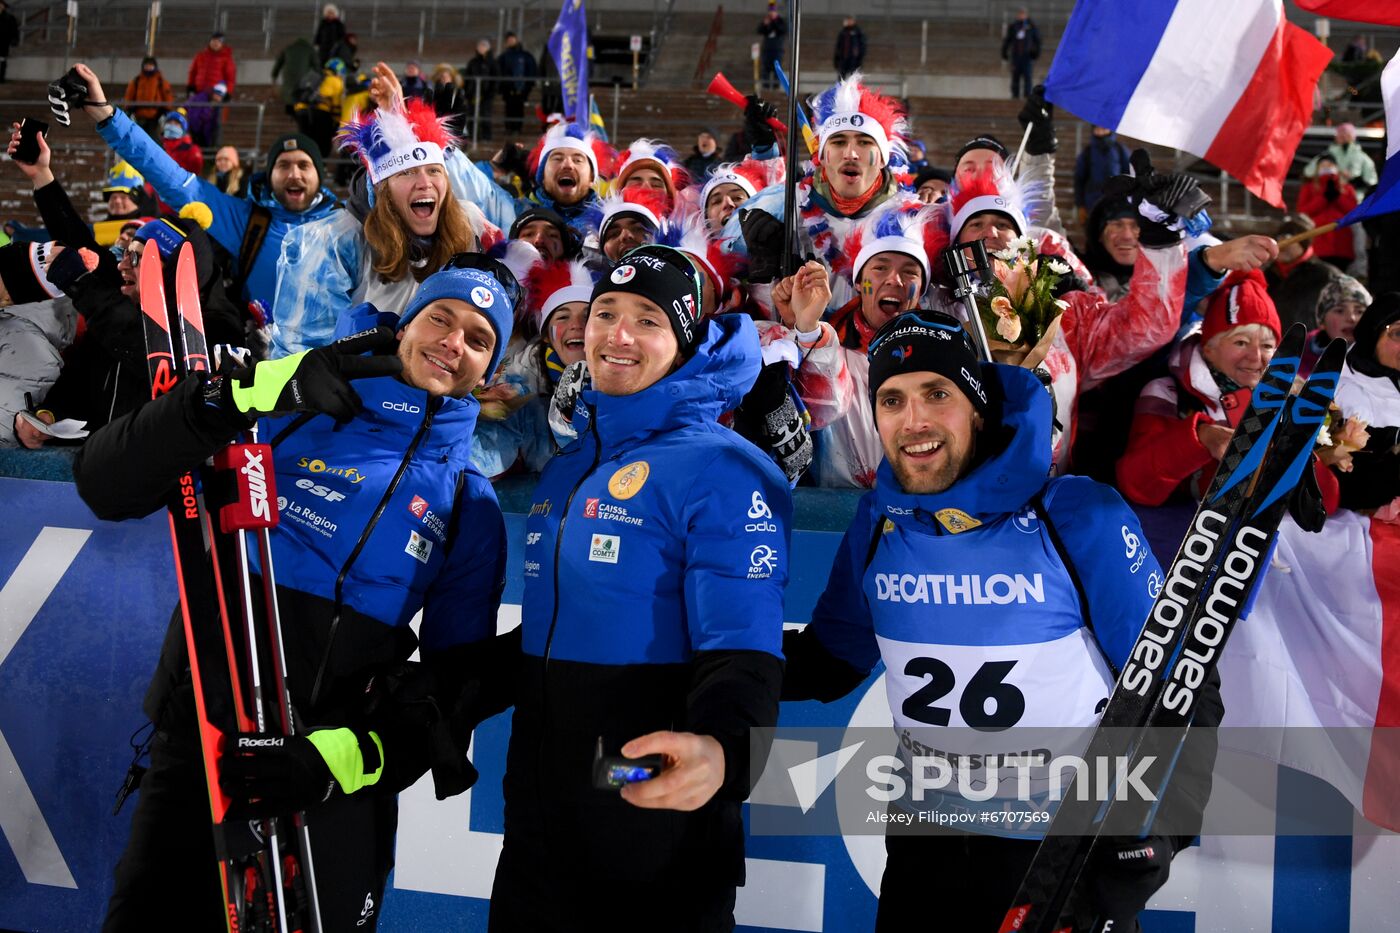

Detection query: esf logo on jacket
xmin=874 ymin=572 xmax=1046 ymax=606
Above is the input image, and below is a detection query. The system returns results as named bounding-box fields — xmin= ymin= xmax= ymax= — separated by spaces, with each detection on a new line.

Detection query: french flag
xmin=1044 ymin=0 xmax=1333 ymax=207
xmin=1219 ymin=512 xmax=1400 ymax=833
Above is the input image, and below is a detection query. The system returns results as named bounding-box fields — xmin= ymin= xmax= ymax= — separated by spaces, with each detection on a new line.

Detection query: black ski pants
xmin=102 ymin=680 xmax=399 ymax=932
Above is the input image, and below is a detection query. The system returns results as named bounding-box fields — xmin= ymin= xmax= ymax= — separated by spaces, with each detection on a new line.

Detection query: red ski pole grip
xmin=213 ymin=443 xmax=279 ymax=532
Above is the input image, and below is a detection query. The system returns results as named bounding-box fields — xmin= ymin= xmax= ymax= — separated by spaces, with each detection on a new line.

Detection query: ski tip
xmin=1278 ymin=322 xmax=1308 ymax=356
xmin=138 ymin=240 xmax=168 ymax=328
xmin=1313 ymin=336 xmax=1349 ymax=375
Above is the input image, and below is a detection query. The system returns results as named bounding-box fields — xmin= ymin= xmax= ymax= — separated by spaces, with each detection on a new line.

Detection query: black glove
xmin=215 ymin=326 xmax=403 ymax=423
xmin=733 ymin=361 xmax=813 ymax=484
xmin=47 ymin=68 xmax=91 ymax=127
xmin=740 ymin=207 xmax=787 ymax=284
xmin=1102 ymin=149 xmax=1210 ymax=248
xmin=744 ymin=94 xmax=779 ymax=151
xmin=44 ymin=247 xmax=95 ymax=292
xmin=1087 ymin=834 xmax=1174 ymax=926
xmin=1018 ymin=85 xmax=1057 ymax=156
xmin=219 ymin=732 xmax=340 ymax=820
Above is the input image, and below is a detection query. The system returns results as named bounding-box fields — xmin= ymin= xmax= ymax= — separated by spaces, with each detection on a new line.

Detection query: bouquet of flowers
xmin=978 ymin=235 xmax=1072 ymax=364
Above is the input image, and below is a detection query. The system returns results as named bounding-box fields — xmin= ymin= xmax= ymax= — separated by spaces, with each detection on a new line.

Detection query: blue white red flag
xmin=1044 ymin=0 xmax=1332 ymax=207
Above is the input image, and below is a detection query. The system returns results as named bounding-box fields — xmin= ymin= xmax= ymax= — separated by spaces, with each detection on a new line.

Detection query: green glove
xmin=225 ymin=327 xmax=403 ymax=423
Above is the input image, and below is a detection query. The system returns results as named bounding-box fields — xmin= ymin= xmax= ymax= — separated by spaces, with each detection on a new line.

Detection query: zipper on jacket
xmin=537 ymin=407 xmax=603 ymax=787
xmin=308 ymin=398 xmax=435 ymax=710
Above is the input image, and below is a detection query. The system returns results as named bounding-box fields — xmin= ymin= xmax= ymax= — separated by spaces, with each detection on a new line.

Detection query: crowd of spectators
xmin=0 ymin=11 xmax=1394 ymax=532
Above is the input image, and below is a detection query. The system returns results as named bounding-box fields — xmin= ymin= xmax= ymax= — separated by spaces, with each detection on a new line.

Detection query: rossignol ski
xmin=1000 ymin=325 xmax=1345 ymax=933
xmin=138 ymin=240 xmax=321 ymax=933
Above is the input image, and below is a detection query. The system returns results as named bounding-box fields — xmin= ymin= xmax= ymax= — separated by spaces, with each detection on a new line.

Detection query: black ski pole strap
xmin=1032 ymin=491 xmax=1118 ymax=678
xmin=231 ymin=204 xmax=273 ymax=299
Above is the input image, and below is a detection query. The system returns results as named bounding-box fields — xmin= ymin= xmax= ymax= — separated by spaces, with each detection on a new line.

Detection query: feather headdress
xmin=843 ymin=200 xmax=948 ymax=286
xmin=336 ymin=97 xmax=457 ymax=187
xmin=698 ymin=158 xmax=784 ymax=224
xmin=808 ymin=72 xmax=909 ymax=169
xmin=614 ymin=138 xmax=690 ymax=204
xmin=596 ymin=187 xmax=672 ymax=241
xmin=527 ymin=122 xmax=616 ymax=185
xmin=946 ymin=163 xmax=1040 ymax=242
xmin=526 ymin=258 xmax=598 ymax=331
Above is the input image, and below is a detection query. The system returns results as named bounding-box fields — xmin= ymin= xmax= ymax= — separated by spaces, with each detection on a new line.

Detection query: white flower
xmin=1316 ymin=424 xmax=1333 ymax=447
xmin=1054 ymin=299 xmax=1070 ymax=311
xmin=992 ymin=248 xmax=1019 ymax=262
xmin=1046 ymin=259 xmax=1071 ymax=276
xmin=1010 ymin=235 xmax=1036 ymax=254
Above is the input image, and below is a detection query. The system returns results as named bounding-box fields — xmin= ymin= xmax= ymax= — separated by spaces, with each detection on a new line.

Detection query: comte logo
xmin=589 ymin=534 xmax=620 ymax=564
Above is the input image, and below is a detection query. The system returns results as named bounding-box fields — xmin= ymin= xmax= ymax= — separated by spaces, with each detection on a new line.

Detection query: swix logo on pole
xmin=214 ymin=444 xmax=279 ymax=532
xmin=242 ymin=449 xmax=271 ymax=522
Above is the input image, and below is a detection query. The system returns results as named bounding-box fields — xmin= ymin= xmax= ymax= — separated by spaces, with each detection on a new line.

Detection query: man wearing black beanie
xmin=59 ymin=63 xmax=341 ymax=328
xmin=782 ymin=309 xmax=1221 ymax=931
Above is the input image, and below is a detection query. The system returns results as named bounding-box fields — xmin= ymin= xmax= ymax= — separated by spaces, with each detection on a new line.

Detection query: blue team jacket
xmin=254 ymin=374 xmax=505 ymax=655
xmin=808 ymin=363 xmax=1162 ymax=720
xmin=522 ymin=312 xmax=790 ymax=665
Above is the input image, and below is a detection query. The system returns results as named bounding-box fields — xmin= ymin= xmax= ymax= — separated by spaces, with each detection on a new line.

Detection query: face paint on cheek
xmin=907 ymin=281 xmax=918 ymax=306
xmin=869 ymin=150 xmax=877 ymax=167
xmin=862 ymin=279 xmax=874 ymax=296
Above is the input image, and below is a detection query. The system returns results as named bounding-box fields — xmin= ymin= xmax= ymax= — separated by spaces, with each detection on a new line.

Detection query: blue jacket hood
xmin=873 ymin=362 xmax=1052 ymax=529
xmin=575 ymin=313 xmax=761 ymax=451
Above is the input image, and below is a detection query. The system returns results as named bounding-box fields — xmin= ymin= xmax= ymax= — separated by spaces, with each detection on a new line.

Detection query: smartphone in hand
xmin=13 ymin=118 xmax=49 ymax=165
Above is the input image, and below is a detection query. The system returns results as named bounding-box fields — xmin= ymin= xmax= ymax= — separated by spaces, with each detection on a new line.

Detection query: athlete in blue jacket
xmin=782 ymin=312 xmax=1222 ymax=932
xmin=74 ymin=257 xmax=519 ymax=931
xmin=492 ymin=247 xmax=790 ymax=930
xmin=68 ymin=63 xmax=340 ymax=324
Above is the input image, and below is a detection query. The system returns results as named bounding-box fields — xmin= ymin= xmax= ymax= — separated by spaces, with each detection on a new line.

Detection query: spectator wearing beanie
xmin=1303 ymin=274 xmax=1370 ymax=375
xmin=124 ymin=57 xmax=173 ymax=138
xmin=1265 ymin=214 xmax=1344 ymax=332
xmin=69 ymin=62 xmax=340 ymax=329
xmin=314 ymin=4 xmax=346 ymax=67
xmin=1118 ymin=271 xmax=1336 ymax=512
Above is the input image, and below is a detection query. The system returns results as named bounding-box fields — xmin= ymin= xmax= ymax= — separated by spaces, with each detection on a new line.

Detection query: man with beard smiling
xmin=64 ymin=63 xmax=340 ymax=331
xmin=781 ymin=311 xmax=1218 ymax=932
